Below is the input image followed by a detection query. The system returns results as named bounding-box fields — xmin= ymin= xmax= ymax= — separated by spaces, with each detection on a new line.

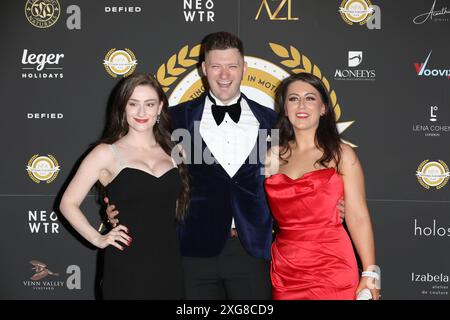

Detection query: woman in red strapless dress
xmin=265 ymin=73 xmax=380 ymax=300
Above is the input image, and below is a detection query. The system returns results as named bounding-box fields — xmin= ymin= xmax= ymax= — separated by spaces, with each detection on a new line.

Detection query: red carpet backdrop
xmin=0 ymin=0 xmax=449 ymax=300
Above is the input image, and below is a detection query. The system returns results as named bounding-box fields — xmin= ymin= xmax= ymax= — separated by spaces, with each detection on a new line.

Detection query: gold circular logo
xmin=25 ymin=0 xmax=61 ymax=28
xmin=339 ymin=0 xmax=373 ymax=25
xmin=27 ymin=154 xmax=60 ymax=183
xmin=103 ymin=48 xmax=137 ymax=78
xmin=416 ymin=160 xmax=449 ymax=189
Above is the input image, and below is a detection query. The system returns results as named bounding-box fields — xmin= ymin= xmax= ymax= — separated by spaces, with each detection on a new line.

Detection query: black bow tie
xmin=209 ymin=93 xmax=242 ymax=126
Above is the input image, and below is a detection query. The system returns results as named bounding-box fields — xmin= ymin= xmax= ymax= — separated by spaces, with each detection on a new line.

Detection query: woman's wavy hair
xmin=274 ymin=72 xmax=342 ymax=171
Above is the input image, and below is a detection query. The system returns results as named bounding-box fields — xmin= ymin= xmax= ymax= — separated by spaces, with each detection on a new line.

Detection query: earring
xmin=156 ymin=114 xmax=161 ymax=124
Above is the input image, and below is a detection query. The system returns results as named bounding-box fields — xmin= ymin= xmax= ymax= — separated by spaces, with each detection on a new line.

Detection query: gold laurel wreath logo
xmin=339 ymin=0 xmax=373 ymax=26
xmin=269 ymin=43 xmax=342 ymax=121
xmin=27 ymin=154 xmax=60 ymax=184
xmin=156 ymin=43 xmax=346 ymax=136
xmin=417 ymin=160 xmax=449 ymax=190
xmin=156 ymin=44 xmax=201 ymax=93
xmin=104 ymin=48 xmax=137 ymax=78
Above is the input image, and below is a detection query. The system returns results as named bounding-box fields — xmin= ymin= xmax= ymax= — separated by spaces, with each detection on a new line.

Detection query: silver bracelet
xmin=361 ymin=271 xmax=380 ymax=280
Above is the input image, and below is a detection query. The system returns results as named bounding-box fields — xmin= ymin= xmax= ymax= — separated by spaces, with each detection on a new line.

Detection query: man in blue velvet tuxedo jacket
xmin=170 ymin=32 xmax=276 ymax=299
xmin=171 ymin=92 xmax=276 ymax=260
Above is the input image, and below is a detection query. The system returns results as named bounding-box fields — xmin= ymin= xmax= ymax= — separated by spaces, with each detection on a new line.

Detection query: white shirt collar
xmin=208 ymin=91 xmax=241 ymax=106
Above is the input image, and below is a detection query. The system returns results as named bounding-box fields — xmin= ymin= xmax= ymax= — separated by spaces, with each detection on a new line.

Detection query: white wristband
xmin=361 ymin=271 xmax=380 ymax=281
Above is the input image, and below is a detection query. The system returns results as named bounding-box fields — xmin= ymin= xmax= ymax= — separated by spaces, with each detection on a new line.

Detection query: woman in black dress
xmin=60 ymin=74 xmax=190 ymax=299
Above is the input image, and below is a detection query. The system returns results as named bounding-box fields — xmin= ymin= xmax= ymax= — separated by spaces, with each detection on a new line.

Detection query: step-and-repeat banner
xmin=0 ymin=0 xmax=449 ymax=300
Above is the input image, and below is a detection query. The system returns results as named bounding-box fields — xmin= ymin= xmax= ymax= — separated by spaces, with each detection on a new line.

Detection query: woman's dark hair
xmin=98 ymin=73 xmax=190 ymax=220
xmin=274 ymin=72 xmax=342 ymax=171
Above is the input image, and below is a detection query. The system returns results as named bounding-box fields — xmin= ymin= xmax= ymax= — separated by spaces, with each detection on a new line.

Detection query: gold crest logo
xmin=25 ymin=0 xmax=61 ymax=28
xmin=103 ymin=48 xmax=137 ymax=78
xmin=416 ymin=160 xmax=449 ymax=189
xmin=157 ymin=42 xmax=354 ymax=146
xmin=27 ymin=154 xmax=60 ymax=183
xmin=339 ymin=0 xmax=374 ymax=25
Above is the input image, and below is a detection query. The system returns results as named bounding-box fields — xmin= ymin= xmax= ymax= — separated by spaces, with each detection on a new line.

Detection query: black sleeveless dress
xmin=101 ymin=167 xmax=184 ymax=299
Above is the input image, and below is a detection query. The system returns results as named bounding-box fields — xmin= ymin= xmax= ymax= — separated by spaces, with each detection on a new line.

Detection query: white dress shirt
xmin=199 ymin=91 xmax=260 ymax=229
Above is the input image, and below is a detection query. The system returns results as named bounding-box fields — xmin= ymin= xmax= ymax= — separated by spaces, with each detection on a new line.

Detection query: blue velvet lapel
xmin=241 ymin=93 xmax=272 ymax=131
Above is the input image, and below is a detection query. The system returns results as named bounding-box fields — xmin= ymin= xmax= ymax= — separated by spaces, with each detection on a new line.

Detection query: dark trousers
xmin=182 ymin=237 xmax=272 ymax=300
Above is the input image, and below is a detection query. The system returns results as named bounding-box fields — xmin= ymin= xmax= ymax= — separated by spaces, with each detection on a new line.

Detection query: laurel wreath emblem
xmin=416 ymin=160 xmax=450 ymax=190
xmin=269 ymin=43 xmax=342 ymax=121
xmin=103 ymin=48 xmax=137 ymax=78
xmin=27 ymin=154 xmax=60 ymax=184
xmin=156 ymin=43 xmax=342 ymax=121
xmin=156 ymin=45 xmax=201 ymax=93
